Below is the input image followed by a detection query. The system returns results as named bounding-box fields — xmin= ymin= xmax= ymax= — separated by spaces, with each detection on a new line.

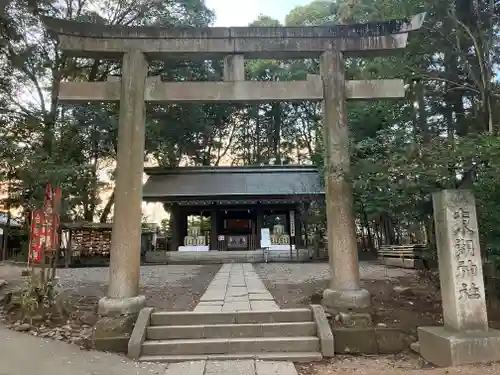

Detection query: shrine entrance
xmin=144 ymin=165 xmax=321 ymax=254
xmin=43 ymin=13 xmax=425 ymax=315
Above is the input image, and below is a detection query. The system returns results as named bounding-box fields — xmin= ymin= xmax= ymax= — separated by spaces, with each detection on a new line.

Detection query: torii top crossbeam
xmin=42 ymin=14 xmax=425 ymax=59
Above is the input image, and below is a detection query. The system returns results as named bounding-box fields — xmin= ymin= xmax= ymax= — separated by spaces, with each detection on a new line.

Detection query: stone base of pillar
xmin=92 ymin=314 xmax=138 ymax=353
xmin=92 ymin=296 xmax=147 ymax=353
xmin=97 ymin=295 xmax=146 ymax=316
xmin=322 ymin=288 xmax=372 ymax=315
xmin=417 ymin=326 xmax=500 ymax=367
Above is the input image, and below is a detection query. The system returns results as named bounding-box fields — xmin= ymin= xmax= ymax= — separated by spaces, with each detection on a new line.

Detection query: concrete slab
xmin=205 ymin=360 xmax=255 ymax=375
xmin=250 ymin=301 xmax=279 ymax=311
xmin=195 ymin=305 xmax=223 ymax=312
xmin=222 ymin=302 xmax=251 ymax=311
xmin=165 ymin=360 xmax=206 ymax=375
xmin=200 ymin=295 xmax=225 ymax=302
xmin=226 ymin=287 xmax=248 ymax=297
xmin=225 ymin=296 xmax=251 ymax=303
xmin=197 ymin=301 xmax=224 ymax=306
xmin=249 ymin=293 xmax=274 ymax=301
xmin=255 ymin=360 xmax=298 ymax=375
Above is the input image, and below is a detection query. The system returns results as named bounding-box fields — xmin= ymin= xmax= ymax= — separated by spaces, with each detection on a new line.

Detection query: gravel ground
xmin=54 ymin=264 xmax=222 ymax=311
xmin=255 ymin=262 xmax=417 ymax=284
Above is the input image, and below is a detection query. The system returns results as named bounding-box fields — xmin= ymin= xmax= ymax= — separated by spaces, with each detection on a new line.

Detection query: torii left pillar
xmin=97 ymin=49 xmax=148 ymax=317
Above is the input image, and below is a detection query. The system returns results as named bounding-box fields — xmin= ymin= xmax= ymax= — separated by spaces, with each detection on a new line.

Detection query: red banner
xmin=28 ymin=184 xmax=62 ymax=263
xmin=29 ymin=210 xmax=45 ymax=263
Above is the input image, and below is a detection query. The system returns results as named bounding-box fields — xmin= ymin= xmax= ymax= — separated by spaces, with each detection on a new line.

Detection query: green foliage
xmin=0 ymin=0 xmax=499 ymax=256
xmin=19 ymin=273 xmax=61 ymax=323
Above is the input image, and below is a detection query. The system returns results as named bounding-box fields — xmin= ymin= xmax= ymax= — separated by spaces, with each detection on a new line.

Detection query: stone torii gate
xmin=43 ymin=14 xmax=425 ymax=319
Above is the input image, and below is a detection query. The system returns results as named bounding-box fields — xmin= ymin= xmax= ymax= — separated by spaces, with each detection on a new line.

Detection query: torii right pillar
xmin=318 ymin=13 xmax=427 ymax=318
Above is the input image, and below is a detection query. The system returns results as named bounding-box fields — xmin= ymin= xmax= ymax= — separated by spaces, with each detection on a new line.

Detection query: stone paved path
xmin=167 ymin=263 xmax=298 ymax=375
xmin=194 ymin=263 xmax=278 ymax=312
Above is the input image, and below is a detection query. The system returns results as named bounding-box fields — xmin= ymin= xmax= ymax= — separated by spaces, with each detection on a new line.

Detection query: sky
xmin=205 ymin=0 xmax=310 ymax=26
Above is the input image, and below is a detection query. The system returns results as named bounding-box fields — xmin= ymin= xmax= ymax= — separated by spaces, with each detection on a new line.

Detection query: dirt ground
xmin=255 ymin=263 xmax=500 ymax=336
xmin=0 ymin=263 xmax=221 ymax=343
xmin=255 ymin=263 xmax=500 ymax=375
xmin=296 ymin=354 xmax=500 ymax=375
xmin=3 ymin=261 xmax=500 ymax=374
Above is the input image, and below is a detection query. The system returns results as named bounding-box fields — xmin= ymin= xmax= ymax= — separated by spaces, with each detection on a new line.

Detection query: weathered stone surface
xmin=93 ymin=315 xmax=136 ymax=339
xmin=332 ymin=328 xmax=378 ymax=354
xmin=432 ymin=189 xmax=487 ymax=331
xmin=98 ymin=295 xmax=146 ymax=316
xmin=223 ymin=55 xmax=245 ymax=81
xmin=375 ymin=328 xmax=410 ymax=354
xmin=345 ymin=79 xmax=405 ymax=100
xmin=46 ymin=13 xmax=426 ymax=59
xmin=418 ymin=326 xmax=500 ymax=367
xmin=93 ymin=336 xmax=129 ymax=352
xmin=97 ymin=49 xmax=148 ymax=318
xmin=338 ymin=312 xmax=373 ymax=328
xmin=128 ymin=307 xmax=153 ymax=359
xmin=332 ymin=327 xmax=408 ymax=354
xmin=310 ymin=305 xmax=334 ymax=357
xmin=417 ymin=189 xmax=500 ymax=367
xmin=60 ymin=77 xmax=406 ymax=104
xmin=320 ymin=49 xmax=372 ymax=314
xmin=93 ymin=314 xmax=137 ymax=352
xmin=410 ymin=341 xmax=421 ymax=353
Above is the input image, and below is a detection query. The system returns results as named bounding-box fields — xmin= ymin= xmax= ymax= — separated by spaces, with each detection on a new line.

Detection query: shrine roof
xmin=143 ymin=165 xmax=324 ymax=202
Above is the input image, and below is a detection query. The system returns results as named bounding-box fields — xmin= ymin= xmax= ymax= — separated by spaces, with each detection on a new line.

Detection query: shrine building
xmin=142 ymin=165 xmax=324 ymax=253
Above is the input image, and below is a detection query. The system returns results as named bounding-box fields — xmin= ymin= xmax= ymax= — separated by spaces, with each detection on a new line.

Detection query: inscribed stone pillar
xmin=223 ymin=55 xmax=245 ymax=81
xmin=98 ymin=50 xmax=148 ymax=316
xmin=418 ymin=189 xmax=500 ymax=367
xmin=320 ymin=49 xmax=371 ymax=313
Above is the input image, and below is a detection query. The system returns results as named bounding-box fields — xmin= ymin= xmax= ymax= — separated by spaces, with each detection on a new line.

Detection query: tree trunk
xmin=99 ymin=190 xmax=115 ymax=223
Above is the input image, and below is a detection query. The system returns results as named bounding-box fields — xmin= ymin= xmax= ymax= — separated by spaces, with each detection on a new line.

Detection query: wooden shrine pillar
xmin=169 ymin=204 xmax=180 ymax=251
xmin=294 ymin=209 xmax=302 ymax=248
xmin=210 ymin=208 xmax=218 ymax=250
xmin=256 ymin=205 xmax=264 ymax=247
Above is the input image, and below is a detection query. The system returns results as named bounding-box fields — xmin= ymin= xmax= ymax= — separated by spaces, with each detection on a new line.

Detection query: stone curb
xmin=128 ymin=307 xmax=154 ymax=359
xmin=310 ymin=304 xmax=334 ymax=357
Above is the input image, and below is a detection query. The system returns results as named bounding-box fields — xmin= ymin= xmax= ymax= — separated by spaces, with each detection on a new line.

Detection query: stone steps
xmin=141 ymin=336 xmax=320 ymax=356
xmin=129 ymin=307 xmax=333 ymax=363
xmin=147 ymin=322 xmax=317 ymax=340
xmin=138 ymin=351 xmax=323 ymax=363
xmin=150 ymin=309 xmax=313 ymax=326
